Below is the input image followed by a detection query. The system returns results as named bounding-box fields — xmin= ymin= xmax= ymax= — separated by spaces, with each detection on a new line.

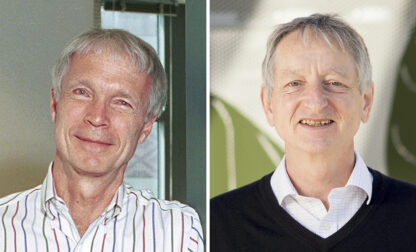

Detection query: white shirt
xmin=0 ymin=163 xmax=204 ymax=252
xmin=270 ymin=152 xmax=373 ymax=238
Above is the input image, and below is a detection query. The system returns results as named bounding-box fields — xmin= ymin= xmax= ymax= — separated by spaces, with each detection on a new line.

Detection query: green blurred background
xmin=210 ymin=0 xmax=416 ymax=198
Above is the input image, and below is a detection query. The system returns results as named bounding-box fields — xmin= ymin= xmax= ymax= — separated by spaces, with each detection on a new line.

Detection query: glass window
xmin=101 ymin=9 xmax=165 ymax=199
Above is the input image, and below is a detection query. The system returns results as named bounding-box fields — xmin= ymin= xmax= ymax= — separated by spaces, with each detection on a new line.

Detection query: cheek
xmin=113 ymin=116 xmax=144 ymax=144
xmin=57 ymin=103 xmax=86 ymax=129
xmin=334 ymin=95 xmax=362 ymax=117
xmin=55 ymin=102 xmax=77 ymax=124
xmin=272 ymin=96 xmax=295 ymax=123
xmin=54 ymin=102 xmax=96 ymax=146
xmin=331 ymin=95 xmax=363 ymax=132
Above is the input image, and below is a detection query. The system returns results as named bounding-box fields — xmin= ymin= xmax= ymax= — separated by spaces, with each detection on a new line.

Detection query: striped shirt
xmin=0 ymin=164 xmax=204 ymax=252
xmin=270 ymin=151 xmax=373 ymax=238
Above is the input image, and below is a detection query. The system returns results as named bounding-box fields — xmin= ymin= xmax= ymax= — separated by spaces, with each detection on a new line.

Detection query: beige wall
xmin=0 ymin=0 xmax=94 ymax=197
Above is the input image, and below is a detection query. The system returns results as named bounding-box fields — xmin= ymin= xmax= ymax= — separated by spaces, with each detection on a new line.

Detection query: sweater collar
xmin=271 ymin=151 xmax=373 ymax=205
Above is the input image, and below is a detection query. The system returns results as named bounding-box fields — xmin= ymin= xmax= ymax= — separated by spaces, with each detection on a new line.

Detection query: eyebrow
xmin=78 ymin=79 xmax=89 ymax=84
xmin=114 ymin=91 xmax=136 ymax=101
xmin=63 ymin=79 xmax=91 ymax=90
xmin=328 ymin=67 xmax=348 ymax=78
xmin=275 ymin=69 xmax=303 ymax=77
xmin=276 ymin=67 xmax=349 ymax=78
xmin=76 ymin=79 xmax=91 ymax=87
xmin=65 ymin=79 xmax=91 ymax=88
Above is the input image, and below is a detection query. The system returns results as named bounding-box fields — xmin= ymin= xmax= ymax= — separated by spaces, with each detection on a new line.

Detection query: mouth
xmin=299 ymin=119 xmax=334 ymax=127
xmin=75 ymin=136 xmax=113 ymax=146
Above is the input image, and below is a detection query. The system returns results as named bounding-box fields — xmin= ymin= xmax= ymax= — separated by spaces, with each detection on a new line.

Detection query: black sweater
xmin=210 ymin=169 xmax=416 ymax=251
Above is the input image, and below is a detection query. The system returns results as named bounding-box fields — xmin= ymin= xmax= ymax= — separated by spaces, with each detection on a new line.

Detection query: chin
xmin=295 ymin=140 xmax=334 ymax=154
xmin=73 ymin=157 xmax=110 ymax=175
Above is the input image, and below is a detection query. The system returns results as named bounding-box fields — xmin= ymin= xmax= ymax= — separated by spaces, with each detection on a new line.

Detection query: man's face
xmin=50 ymin=51 xmax=156 ymax=177
xmin=261 ymin=30 xmax=374 ymax=154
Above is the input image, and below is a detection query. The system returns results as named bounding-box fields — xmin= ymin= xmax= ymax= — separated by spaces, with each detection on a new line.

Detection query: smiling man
xmin=211 ymin=14 xmax=416 ymax=251
xmin=0 ymin=29 xmax=203 ymax=251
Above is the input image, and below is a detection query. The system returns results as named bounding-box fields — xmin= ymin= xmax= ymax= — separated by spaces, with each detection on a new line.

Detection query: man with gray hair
xmin=211 ymin=14 xmax=416 ymax=251
xmin=0 ymin=29 xmax=203 ymax=251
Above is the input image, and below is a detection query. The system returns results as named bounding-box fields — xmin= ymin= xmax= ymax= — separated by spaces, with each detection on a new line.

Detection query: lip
xmin=75 ymin=135 xmax=113 ymax=146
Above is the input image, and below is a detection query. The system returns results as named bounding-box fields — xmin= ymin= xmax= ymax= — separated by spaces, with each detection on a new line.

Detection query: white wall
xmin=0 ymin=0 xmax=94 ymax=196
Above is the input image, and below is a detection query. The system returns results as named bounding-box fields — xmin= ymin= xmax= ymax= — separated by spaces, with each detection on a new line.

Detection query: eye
xmin=288 ymin=81 xmax=300 ymax=87
xmin=117 ymin=100 xmax=131 ymax=107
xmin=323 ymin=81 xmax=350 ymax=92
xmin=74 ymin=88 xmax=87 ymax=95
xmin=329 ymin=81 xmax=342 ymax=86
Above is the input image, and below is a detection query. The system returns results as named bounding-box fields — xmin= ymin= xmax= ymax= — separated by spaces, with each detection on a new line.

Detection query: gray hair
xmin=262 ymin=13 xmax=372 ymax=97
xmin=51 ymin=28 xmax=167 ymax=121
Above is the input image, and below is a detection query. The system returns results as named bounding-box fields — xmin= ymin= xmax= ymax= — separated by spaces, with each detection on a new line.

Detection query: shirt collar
xmin=40 ymin=162 xmax=57 ymax=218
xmin=271 ymin=156 xmax=298 ymax=205
xmin=41 ymin=162 xmax=126 ymax=219
xmin=270 ymin=151 xmax=373 ymax=205
xmin=103 ymin=182 xmax=126 ymax=221
xmin=345 ymin=152 xmax=373 ymax=204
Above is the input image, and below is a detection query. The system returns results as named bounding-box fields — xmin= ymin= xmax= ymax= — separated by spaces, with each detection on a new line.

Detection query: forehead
xmin=70 ymin=49 xmax=135 ymax=71
xmin=63 ymin=51 xmax=152 ymax=96
xmin=68 ymin=50 xmax=143 ymax=78
xmin=279 ymin=28 xmax=346 ymax=52
xmin=273 ymin=30 xmax=357 ymax=78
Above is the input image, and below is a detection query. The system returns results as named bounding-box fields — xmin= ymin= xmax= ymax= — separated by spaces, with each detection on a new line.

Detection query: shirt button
xmin=322 ymin=222 xmax=330 ymax=230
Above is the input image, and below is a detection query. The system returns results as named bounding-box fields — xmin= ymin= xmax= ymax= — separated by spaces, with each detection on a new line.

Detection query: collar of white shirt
xmin=270 ymin=150 xmax=373 ymax=206
xmin=40 ymin=162 xmax=125 ymax=221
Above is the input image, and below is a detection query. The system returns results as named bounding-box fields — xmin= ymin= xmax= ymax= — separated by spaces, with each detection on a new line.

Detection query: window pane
xmin=101 ymin=9 xmax=165 ymax=198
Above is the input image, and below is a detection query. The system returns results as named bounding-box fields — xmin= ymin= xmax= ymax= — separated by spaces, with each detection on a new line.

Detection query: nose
xmin=303 ymin=82 xmax=328 ymax=112
xmin=84 ymin=100 xmax=110 ymax=128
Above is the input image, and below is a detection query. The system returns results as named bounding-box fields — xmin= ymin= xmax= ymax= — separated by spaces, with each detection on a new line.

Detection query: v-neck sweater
xmin=210 ymin=168 xmax=416 ymax=251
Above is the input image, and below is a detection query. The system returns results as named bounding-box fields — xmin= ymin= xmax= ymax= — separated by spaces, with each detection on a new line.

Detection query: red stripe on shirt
xmin=101 ymin=233 xmax=107 ymax=252
xmin=143 ymin=205 xmax=146 ymax=252
xmin=190 ymin=237 xmax=198 ymax=244
xmin=53 ymin=229 xmax=60 ymax=252
xmin=29 ymin=188 xmax=41 ymax=194
xmin=180 ymin=212 xmax=184 ymax=252
xmin=12 ymin=201 xmax=20 ymax=252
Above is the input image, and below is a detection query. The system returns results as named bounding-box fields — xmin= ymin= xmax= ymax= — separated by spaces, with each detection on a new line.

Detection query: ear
xmin=361 ymin=81 xmax=374 ymax=123
xmin=137 ymin=115 xmax=158 ymax=144
xmin=50 ymin=88 xmax=58 ymax=123
xmin=260 ymin=84 xmax=275 ymax=126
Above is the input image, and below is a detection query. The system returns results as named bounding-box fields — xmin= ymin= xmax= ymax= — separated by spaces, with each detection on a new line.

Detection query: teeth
xmin=300 ymin=119 xmax=332 ymax=126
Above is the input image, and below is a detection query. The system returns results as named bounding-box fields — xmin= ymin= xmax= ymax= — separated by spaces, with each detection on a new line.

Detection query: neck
xmin=52 ymin=157 xmax=125 ymax=237
xmin=284 ymin=146 xmax=355 ymax=209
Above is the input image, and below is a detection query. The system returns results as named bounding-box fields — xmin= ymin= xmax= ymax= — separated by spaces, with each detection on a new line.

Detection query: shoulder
xmin=0 ymin=185 xmax=42 ymax=211
xmin=211 ymin=173 xmax=272 ymax=208
xmin=371 ymin=168 xmax=416 ymax=192
xmin=370 ymin=168 xmax=416 ymax=205
xmin=126 ymin=188 xmax=204 ymax=250
xmin=210 ymin=174 xmax=277 ymax=251
xmin=211 ymin=173 xmax=273 ymax=219
xmin=127 ymin=188 xmax=200 ymax=220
